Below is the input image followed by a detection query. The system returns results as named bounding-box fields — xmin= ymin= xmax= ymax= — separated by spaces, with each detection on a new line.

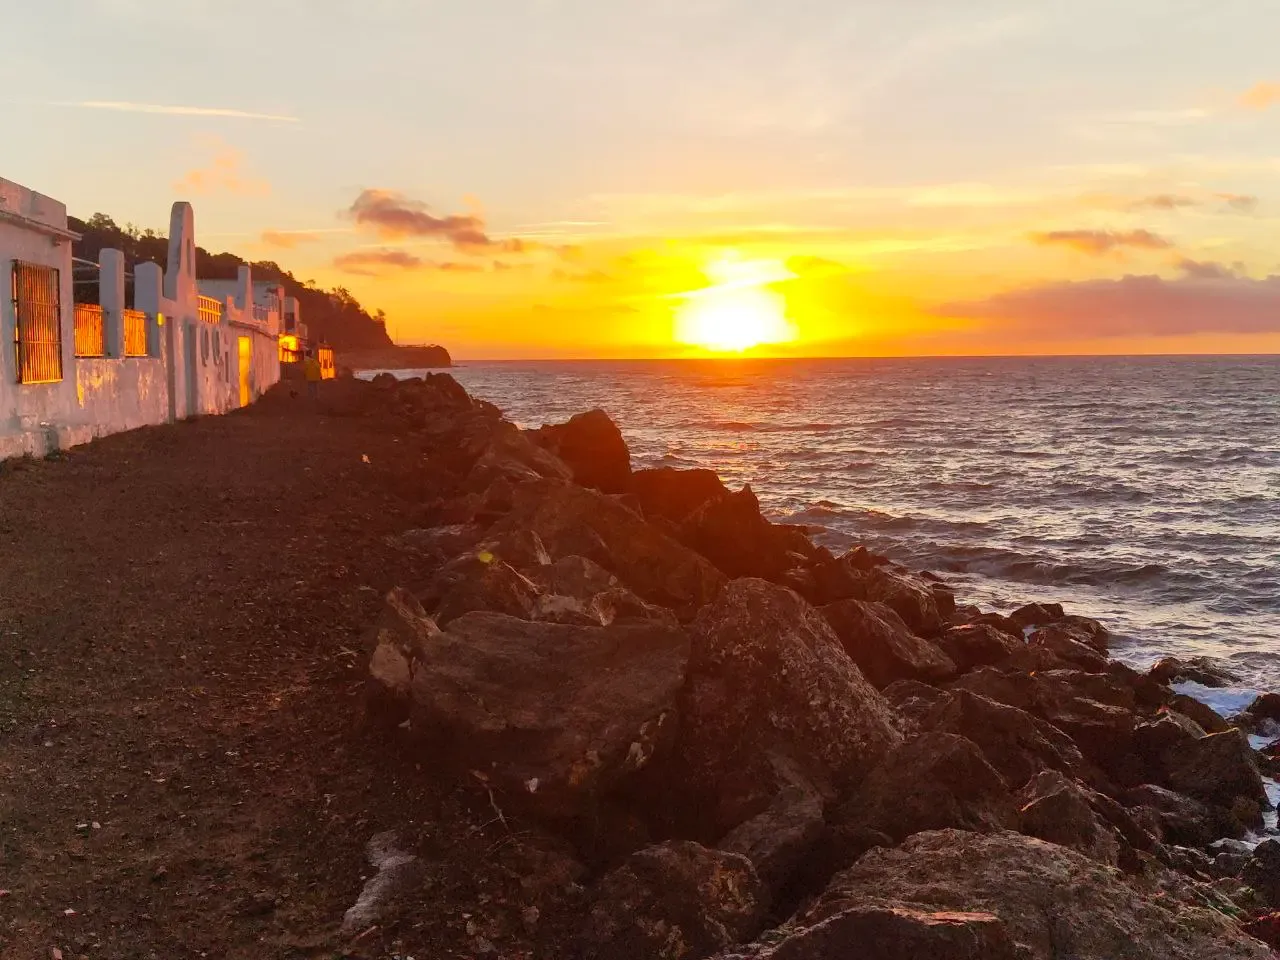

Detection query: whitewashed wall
xmin=0 ymin=176 xmax=283 ymax=460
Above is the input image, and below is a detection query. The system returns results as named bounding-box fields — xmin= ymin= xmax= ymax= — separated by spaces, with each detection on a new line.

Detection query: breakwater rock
xmin=349 ymin=371 xmax=1280 ymax=958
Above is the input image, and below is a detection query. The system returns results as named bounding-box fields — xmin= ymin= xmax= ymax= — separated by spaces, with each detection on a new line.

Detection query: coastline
xmin=357 ymin=370 xmax=1280 ymax=958
xmin=2 ymin=370 xmax=1278 ymax=957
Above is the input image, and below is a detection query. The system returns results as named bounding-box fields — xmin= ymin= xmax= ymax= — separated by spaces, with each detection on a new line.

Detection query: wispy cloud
xmin=1029 ymin=228 xmax=1172 ymax=256
xmin=65 ymin=100 xmax=298 ymax=122
xmin=333 ymin=247 xmax=494 ymax=276
xmin=334 ymin=249 xmax=424 ymax=275
xmin=1128 ymin=194 xmax=1197 ymax=211
xmin=347 ymin=189 xmax=531 ymax=254
xmin=174 ymin=138 xmax=269 ymax=197
xmin=940 ymin=268 xmax=1280 ymax=338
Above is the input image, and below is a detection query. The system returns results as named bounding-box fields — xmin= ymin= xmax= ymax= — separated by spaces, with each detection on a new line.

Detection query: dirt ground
xmin=0 ymin=389 xmax=562 ymax=959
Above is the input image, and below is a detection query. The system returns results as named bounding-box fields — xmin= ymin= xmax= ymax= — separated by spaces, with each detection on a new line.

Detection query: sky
xmin=4 ymin=0 xmax=1280 ymax=359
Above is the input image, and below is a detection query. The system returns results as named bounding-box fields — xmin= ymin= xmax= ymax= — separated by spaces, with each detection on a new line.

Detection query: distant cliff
xmin=339 ymin=343 xmax=453 ymax=371
xmin=70 ymin=213 xmax=398 ymax=352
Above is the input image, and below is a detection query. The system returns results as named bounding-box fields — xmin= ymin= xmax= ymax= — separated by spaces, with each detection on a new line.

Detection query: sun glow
xmin=674 ymin=255 xmax=799 ymax=353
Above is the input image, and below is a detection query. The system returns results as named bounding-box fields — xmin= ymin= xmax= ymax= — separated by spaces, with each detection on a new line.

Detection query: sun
xmin=674 ymin=255 xmax=798 ymax=353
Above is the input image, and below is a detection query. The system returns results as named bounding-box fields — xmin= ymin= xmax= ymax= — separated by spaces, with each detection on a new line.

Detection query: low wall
xmin=0 ymin=183 xmax=285 ymax=460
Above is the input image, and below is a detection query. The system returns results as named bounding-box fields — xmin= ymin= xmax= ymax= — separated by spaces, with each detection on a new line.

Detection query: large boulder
xmin=820 ymin=599 xmax=957 ymax=688
xmin=1026 ymin=624 xmax=1108 ymax=673
xmin=464 ymin=420 xmax=574 ymax=490
xmin=719 ymin=756 xmax=826 ymax=895
xmin=419 ymin=552 xmax=540 ymax=626
xmin=527 ymin=554 xmax=679 ymax=627
xmin=1017 ymin=771 xmax=1119 ymax=865
xmin=631 ymin=468 xmax=731 ymax=524
xmin=1149 ymin=655 xmax=1240 ymax=688
xmin=839 ymin=732 xmax=1016 ymax=842
xmin=677 ymin=579 xmax=902 ymax=833
xmin=1161 ymin=729 xmax=1269 ymax=819
xmin=863 ymin=567 xmax=945 ymax=636
xmin=935 ymin=624 xmax=1023 ymax=673
xmin=920 ymin=691 xmax=1085 ymax=789
xmin=681 ymin=485 xmax=800 ymax=581
xmin=579 ymin=841 xmax=767 ymax=960
xmin=532 ymin=408 xmax=632 ymax=494
xmin=486 ymin=480 xmax=726 ymax=619
xmin=1123 ymin=784 xmax=1218 ymax=847
xmin=719 ymin=904 xmax=1018 ymax=960
xmin=364 ymin=587 xmax=441 ymax=726
xmin=405 ymin=611 xmax=689 ymax=816
xmin=806 ymin=830 xmax=1271 ymax=960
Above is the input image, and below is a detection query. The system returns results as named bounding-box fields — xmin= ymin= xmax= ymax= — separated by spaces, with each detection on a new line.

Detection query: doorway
xmin=238 ymin=336 xmax=251 ymax=407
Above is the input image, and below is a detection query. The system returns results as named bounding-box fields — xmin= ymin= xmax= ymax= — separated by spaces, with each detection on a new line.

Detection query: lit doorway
xmin=238 ymin=336 xmax=252 ymax=407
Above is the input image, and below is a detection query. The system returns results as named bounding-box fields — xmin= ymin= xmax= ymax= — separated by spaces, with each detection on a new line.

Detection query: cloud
xmin=261 ymin=230 xmax=322 ymax=249
xmin=1240 ymin=82 xmax=1280 ymax=110
xmin=1029 ymin=228 xmax=1172 ymax=256
xmin=1128 ymin=194 xmax=1197 ymax=211
xmin=1177 ymin=259 xmax=1240 ymax=280
xmin=940 ymin=270 xmax=1280 ymax=338
xmin=67 ymin=100 xmax=297 ymax=122
xmin=552 ymin=268 xmax=613 ymax=284
xmin=174 ymin=140 xmax=269 ymax=197
xmin=1219 ymin=192 xmax=1259 ymax=213
xmin=333 ymin=248 xmax=495 ymax=276
xmin=333 ymin=249 xmax=424 ymax=275
xmin=347 ymin=189 xmax=530 ymax=253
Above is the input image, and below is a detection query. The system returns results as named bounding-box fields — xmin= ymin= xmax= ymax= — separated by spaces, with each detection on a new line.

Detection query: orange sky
xmin=6 ymin=2 xmax=1280 ymax=359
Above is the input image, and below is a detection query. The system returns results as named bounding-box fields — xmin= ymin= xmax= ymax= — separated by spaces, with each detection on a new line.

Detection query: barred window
xmin=12 ymin=261 xmax=63 ymax=384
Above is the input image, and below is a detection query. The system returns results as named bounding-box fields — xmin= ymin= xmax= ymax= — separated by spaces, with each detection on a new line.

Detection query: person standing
xmin=303 ymin=350 xmax=322 ymax=400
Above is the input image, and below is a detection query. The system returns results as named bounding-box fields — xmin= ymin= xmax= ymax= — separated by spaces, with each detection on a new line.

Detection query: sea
xmin=376 ymin=356 xmax=1280 ymax=703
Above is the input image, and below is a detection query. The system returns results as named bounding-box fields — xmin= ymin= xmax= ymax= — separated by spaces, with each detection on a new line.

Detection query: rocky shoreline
xmin=345 ymin=370 xmax=1280 ymax=959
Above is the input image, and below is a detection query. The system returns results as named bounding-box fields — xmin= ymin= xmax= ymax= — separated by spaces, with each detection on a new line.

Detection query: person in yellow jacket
xmin=303 ymin=351 xmax=322 ymax=400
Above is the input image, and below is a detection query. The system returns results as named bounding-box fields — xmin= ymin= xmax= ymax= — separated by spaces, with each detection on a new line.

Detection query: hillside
xmin=69 ymin=213 xmax=445 ymax=360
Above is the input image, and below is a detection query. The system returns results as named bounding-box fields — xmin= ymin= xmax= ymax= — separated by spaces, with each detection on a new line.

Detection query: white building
xmin=0 ymin=175 xmax=284 ymax=461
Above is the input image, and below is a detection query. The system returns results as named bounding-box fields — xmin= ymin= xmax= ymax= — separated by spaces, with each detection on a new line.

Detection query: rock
xmin=487 ymin=480 xmax=726 ymax=619
xmin=1026 ymin=625 xmax=1107 ymax=673
xmin=677 ymin=579 xmax=901 ymax=834
xmin=495 ymin=831 xmax=588 ymax=908
xmin=921 ymin=691 xmax=1085 ymax=790
xmin=807 ymin=555 xmax=865 ymax=605
xmin=681 ymin=485 xmax=798 ymax=580
xmin=1008 ymin=602 xmax=1064 ymax=630
xmin=820 ymin=599 xmax=957 ymax=688
xmin=721 ymin=904 xmax=1018 ymax=960
xmin=863 ymin=567 xmax=944 ymax=636
xmin=719 ymin=758 xmax=825 ymax=895
xmin=340 ymin=831 xmax=423 ymax=935
xmin=1149 ymin=655 xmax=1240 ymax=688
xmin=1168 ymin=693 xmax=1230 ymax=734
xmin=935 ymin=624 xmax=1023 ymax=673
xmin=394 ymin=523 xmax=484 ymax=562
xmin=407 ymin=612 xmax=689 ymax=816
xmin=465 ymin=421 xmax=574 ymax=490
xmin=966 ymin=612 xmax=1022 ymax=638
xmin=1123 ymin=785 xmax=1217 ymax=847
xmin=1162 ymin=729 xmax=1268 ymax=815
xmin=631 ymin=468 xmax=731 ymax=524
xmin=531 ymin=408 xmax=632 ymax=493
xmin=420 ymin=552 xmax=540 ymax=626
xmin=1238 ymin=693 xmax=1280 ymax=733
xmin=881 ymin=680 xmax=952 ymax=733
xmin=1242 ymin=912 xmax=1280 ymax=949
xmin=1243 ymin=839 xmax=1280 ymax=906
xmin=839 ymin=732 xmax=1016 ymax=842
xmin=1055 ymin=615 xmax=1110 ymax=653
xmin=364 ymin=588 xmax=441 ymax=726
xmin=1017 ymin=771 xmax=1118 ymax=865
xmin=579 ymin=841 xmax=767 ymax=960
xmin=807 ymin=829 xmax=1271 ymax=960
xmin=527 ymin=555 xmax=679 ymax=627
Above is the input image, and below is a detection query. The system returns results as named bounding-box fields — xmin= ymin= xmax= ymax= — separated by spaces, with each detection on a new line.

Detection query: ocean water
xmin=389 ymin=357 xmax=1280 ymax=693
